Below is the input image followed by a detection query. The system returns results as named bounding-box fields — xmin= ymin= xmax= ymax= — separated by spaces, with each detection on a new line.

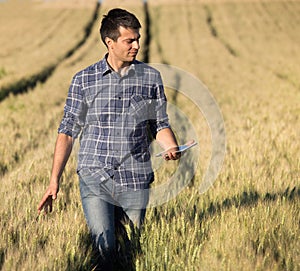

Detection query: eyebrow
xmin=124 ymin=34 xmax=141 ymax=41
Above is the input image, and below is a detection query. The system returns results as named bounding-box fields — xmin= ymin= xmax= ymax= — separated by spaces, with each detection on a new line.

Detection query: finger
xmin=166 ymin=151 xmax=175 ymax=159
xmin=38 ymin=193 xmax=53 ymax=214
xmin=46 ymin=196 xmax=53 ymax=213
xmin=37 ymin=193 xmax=50 ymax=213
xmin=173 ymin=151 xmax=181 ymax=159
xmin=169 ymin=151 xmax=180 ymax=160
xmin=41 ymin=196 xmax=53 ymax=214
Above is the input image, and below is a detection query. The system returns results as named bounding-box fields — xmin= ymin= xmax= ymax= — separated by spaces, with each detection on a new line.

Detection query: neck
xmin=106 ymin=54 xmax=131 ymax=75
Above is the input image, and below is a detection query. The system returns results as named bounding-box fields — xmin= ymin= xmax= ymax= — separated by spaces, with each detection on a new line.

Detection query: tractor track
xmin=142 ymin=1 xmax=151 ymax=64
xmin=0 ymin=2 xmax=101 ymax=178
xmin=0 ymin=2 xmax=101 ymax=102
xmin=204 ymin=5 xmax=238 ymax=58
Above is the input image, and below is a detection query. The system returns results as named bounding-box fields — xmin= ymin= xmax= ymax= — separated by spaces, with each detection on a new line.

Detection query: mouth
xmin=129 ymin=51 xmax=138 ymax=56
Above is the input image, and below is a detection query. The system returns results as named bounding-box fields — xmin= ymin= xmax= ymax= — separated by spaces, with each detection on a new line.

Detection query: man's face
xmin=107 ymin=26 xmax=140 ymax=64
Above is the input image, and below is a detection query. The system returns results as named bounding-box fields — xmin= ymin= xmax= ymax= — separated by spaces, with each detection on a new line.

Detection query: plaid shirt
xmin=58 ymin=56 xmax=170 ymax=190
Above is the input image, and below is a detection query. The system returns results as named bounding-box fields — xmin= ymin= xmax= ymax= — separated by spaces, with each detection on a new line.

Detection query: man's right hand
xmin=37 ymin=133 xmax=73 ymax=215
xmin=37 ymin=181 xmax=59 ymax=215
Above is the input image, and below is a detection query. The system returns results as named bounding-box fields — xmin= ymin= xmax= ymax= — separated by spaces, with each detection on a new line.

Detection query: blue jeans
xmin=79 ymin=168 xmax=149 ymax=270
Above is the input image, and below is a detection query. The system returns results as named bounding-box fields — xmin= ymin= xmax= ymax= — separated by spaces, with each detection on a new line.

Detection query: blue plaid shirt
xmin=58 ymin=56 xmax=170 ymax=190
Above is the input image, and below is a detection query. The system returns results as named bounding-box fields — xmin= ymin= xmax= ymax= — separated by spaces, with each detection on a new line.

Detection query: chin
xmin=127 ymin=56 xmax=136 ymax=62
xmin=129 ymin=53 xmax=138 ymax=59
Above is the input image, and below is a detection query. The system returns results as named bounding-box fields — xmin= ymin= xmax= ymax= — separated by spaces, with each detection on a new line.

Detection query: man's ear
xmin=105 ymin=37 xmax=113 ymax=49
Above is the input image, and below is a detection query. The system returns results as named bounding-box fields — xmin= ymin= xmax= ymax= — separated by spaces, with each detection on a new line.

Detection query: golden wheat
xmin=0 ymin=0 xmax=299 ymax=270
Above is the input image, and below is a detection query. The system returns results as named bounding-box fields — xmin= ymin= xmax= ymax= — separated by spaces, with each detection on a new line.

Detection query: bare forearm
xmin=156 ymin=127 xmax=178 ymax=150
xmin=156 ymin=127 xmax=180 ymax=160
xmin=50 ymin=133 xmax=74 ymax=183
xmin=37 ymin=133 xmax=73 ymax=213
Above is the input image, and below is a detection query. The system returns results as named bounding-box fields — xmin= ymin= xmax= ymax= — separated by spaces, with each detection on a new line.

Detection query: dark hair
xmin=100 ymin=8 xmax=141 ymax=47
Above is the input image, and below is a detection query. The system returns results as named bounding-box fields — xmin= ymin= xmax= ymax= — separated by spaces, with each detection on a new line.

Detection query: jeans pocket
xmin=79 ymin=169 xmax=101 ymax=199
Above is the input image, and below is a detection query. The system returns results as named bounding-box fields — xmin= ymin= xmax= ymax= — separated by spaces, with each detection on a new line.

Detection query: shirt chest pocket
xmin=130 ymin=95 xmax=154 ymax=122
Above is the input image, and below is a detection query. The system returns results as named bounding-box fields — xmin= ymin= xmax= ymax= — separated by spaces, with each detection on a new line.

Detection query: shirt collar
xmin=100 ymin=54 xmax=112 ymax=76
xmin=100 ymin=53 xmax=138 ymax=77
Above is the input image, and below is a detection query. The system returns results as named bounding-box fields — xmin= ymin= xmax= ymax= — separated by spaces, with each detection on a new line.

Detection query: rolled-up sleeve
xmin=148 ymin=72 xmax=170 ymax=137
xmin=58 ymin=75 xmax=86 ymax=138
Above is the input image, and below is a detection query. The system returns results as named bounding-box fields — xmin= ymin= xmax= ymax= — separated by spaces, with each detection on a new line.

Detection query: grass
xmin=0 ymin=0 xmax=299 ymax=270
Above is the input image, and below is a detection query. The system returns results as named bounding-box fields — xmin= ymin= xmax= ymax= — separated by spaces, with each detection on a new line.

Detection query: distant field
xmin=0 ymin=0 xmax=299 ymax=270
xmin=0 ymin=0 xmax=101 ymax=105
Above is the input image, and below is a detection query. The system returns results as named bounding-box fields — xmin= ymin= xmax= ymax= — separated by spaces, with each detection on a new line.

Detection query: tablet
xmin=155 ymin=140 xmax=197 ymax=157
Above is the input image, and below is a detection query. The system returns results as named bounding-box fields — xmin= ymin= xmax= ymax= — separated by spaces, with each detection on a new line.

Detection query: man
xmin=38 ymin=8 xmax=179 ymax=270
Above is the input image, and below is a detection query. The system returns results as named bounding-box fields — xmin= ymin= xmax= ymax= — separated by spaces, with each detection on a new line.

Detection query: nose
xmin=132 ymin=40 xmax=140 ymax=50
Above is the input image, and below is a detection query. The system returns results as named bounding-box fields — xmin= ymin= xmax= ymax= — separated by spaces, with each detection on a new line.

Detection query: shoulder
xmin=72 ymin=59 xmax=106 ymax=85
xmin=73 ymin=61 xmax=102 ymax=79
xmin=133 ymin=61 xmax=163 ymax=86
xmin=134 ymin=60 xmax=160 ymax=75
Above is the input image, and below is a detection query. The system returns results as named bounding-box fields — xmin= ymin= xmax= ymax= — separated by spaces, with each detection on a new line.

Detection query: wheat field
xmin=0 ymin=0 xmax=299 ymax=270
